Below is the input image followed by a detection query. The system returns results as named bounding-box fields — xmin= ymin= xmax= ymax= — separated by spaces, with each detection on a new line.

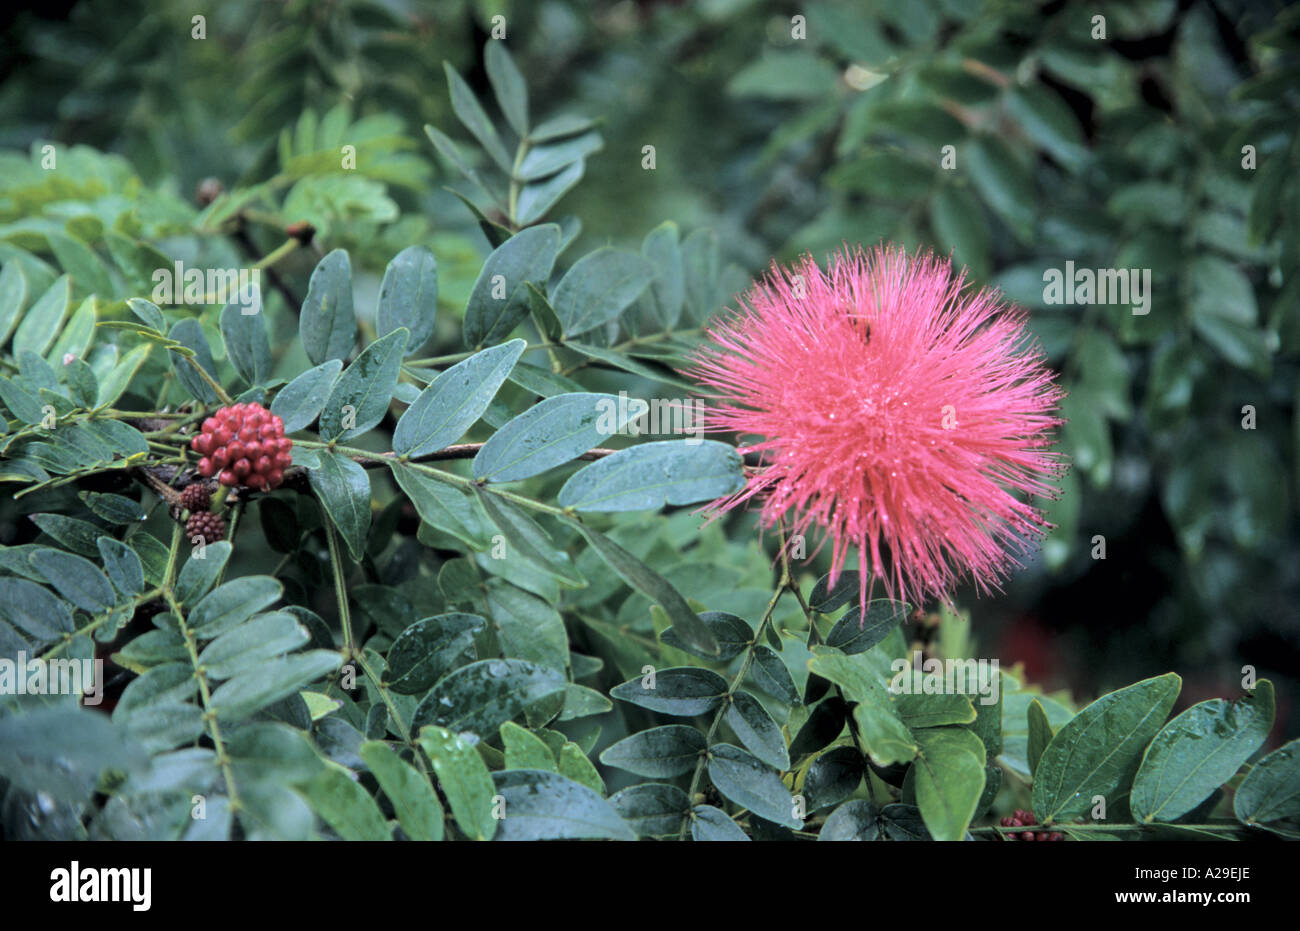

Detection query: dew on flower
xmin=685 ymin=244 xmax=1066 ymax=617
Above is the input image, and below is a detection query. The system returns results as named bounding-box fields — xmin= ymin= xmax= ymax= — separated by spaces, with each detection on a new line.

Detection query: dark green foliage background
xmin=0 ymin=0 xmax=1296 ymax=841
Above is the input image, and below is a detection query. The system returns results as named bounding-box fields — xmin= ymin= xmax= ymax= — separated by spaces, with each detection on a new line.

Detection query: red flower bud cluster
xmin=185 ymin=511 xmax=227 ymax=544
xmin=1000 ymin=809 xmax=1064 ymax=841
xmin=180 ymin=483 xmax=211 ymax=513
xmin=191 ymin=402 xmax=291 ymax=490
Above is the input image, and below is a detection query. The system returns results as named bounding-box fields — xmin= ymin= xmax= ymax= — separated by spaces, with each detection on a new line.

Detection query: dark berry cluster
xmin=1000 ymin=809 xmax=1064 ymax=841
xmin=185 ymin=510 xmax=227 ymax=544
xmin=191 ymin=402 xmax=292 ymax=490
xmin=180 ymin=483 xmax=211 ymax=513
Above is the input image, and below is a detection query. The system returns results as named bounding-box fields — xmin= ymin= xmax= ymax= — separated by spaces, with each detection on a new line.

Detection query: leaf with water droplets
xmin=825 ymin=600 xmax=910 ymax=655
xmin=411 ymin=658 xmax=565 ymax=738
xmin=1032 ymin=673 xmax=1180 ymax=824
xmin=558 ymin=440 xmax=745 ymax=512
xmin=489 ymin=769 xmax=634 ymax=840
xmin=1132 ymin=680 xmax=1274 ymax=823
xmin=1234 ymin=736 xmax=1300 ymax=836
xmin=0 ymin=707 xmax=148 ymax=802
xmin=818 ymin=799 xmax=881 ymax=841
xmin=600 ymin=725 xmax=706 ymax=778
xmin=612 ymin=783 xmax=691 ymax=837
xmin=691 ymin=804 xmax=749 ymax=841
xmin=417 ymin=725 xmax=497 ymax=841
xmin=611 ymin=667 xmax=727 ymax=716
xmin=707 ymin=743 xmax=801 ymax=828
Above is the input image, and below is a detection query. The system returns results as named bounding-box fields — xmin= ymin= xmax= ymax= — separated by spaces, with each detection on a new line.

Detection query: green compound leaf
xmin=97 ymin=537 xmax=144 ymax=597
xmin=612 ymin=783 xmax=691 ymax=837
xmin=600 ymin=725 xmax=706 ymax=778
xmin=501 ymin=721 xmax=557 ymax=772
xmin=806 ymin=647 xmax=916 ymax=766
xmin=0 ymin=707 xmax=147 ymax=802
xmin=516 ymin=161 xmax=586 ymax=225
xmin=912 ymin=726 xmax=986 ymax=842
xmin=484 ymin=41 xmax=529 ymax=138
xmin=571 ymin=521 xmax=718 ymax=656
xmin=463 ymin=225 xmax=559 ymax=348
xmin=219 ymin=288 xmax=272 ymax=386
xmin=208 ymin=650 xmax=341 ymax=722
xmin=550 ymin=246 xmax=653 ymax=336
xmin=803 ymin=745 xmax=865 ymax=812
xmin=359 ymin=740 xmax=444 ymax=841
xmin=394 ymin=339 xmax=524 ymax=458
xmin=300 ymin=249 xmax=357 ymax=366
xmin=490 ymin=769 xmax=634 ymax=841
xmin=0 ymin=577 xmax=75 ymax=639
xmin=1132 ymin=680 xmax=1274 ymax=823
xmin=473 ymin=392 xmax=625 ymax=483
xmin=196 ymin=611 xmax=311 ymax=680
xmin=707 ymin=743 xmax=801 ymax=828
xmin=383 ymin=613 xmax=484 ymax=695
xmin=825 ymin=600 xmax=910 ymax=655
xmin=476 ymin=489 xmax=584 ymax=587
xmin=376 ymin=245 xmax=439 ymax=355
xmin=1233 ymin=737 xmax=1300 ymax=836
xmin=14 ymin=275 xmax=70 ymax=358
xmin=443 ymin=61 xmax=512 ymax=173
xmin=173 ymin=542 xmax=233 ymax=606
xmin=611 ymin=667 xmax=727 ymax=716
xmin=1032 ymin=673 xmax=1180 ymax=824
xmin=818 ymin=799 xmax=881 ymax=841
xmin=168 ymin=318 xmax=218 ymax=403
xmin=516 ymin=131 xmax=602 ymax=182
xmin=271 ymin=359 xmax=343 ymax=433
xmin=300 ymin=766 xmax=391 ymax=841
xmin=660 ymin=611 xmax=751 ymax=662
xmin=318 ymin=328 xmax=407 ymax=442
xmin=1027 ymin=698 xmax=1053 ymax=779
xmin=725 ymin=690 xmax=789 ymax=771
xmin=417 ymin=725 xmax=497 ymax=841
xmin=389 ymin=463 xmax=488 ymax=549
xmin=558 ymin=440 xmax=744 ymax=512
xmin=484 ymin=578 xmax=570 ymax=673
xmin=691 ymin=804 xmax=749 ymax=841
xmin=307 ymin=451 xmax=372 ymax=562
xmin=28 ymin=547 xmax=115 ymax=614
xmin=411 ymin=658 xmax=566 ymax=738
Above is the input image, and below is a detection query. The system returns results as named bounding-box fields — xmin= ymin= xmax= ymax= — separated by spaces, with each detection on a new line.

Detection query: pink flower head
xmin=686 ymin=244 xmax=1065 ymax=616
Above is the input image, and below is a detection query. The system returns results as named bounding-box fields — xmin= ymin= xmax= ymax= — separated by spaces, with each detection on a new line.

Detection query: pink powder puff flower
xmin=686 ymin=244 xmax=1066 ymax=616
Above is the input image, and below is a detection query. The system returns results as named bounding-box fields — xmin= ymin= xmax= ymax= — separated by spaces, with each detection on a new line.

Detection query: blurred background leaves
xmin=0 ymin=0 xmax=1296 ymax=734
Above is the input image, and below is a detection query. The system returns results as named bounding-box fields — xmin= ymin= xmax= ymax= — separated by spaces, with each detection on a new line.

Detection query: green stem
xmin=182 ymin=355 xmax=233 ymax=405
xmin=166 ymin=586 xmax=243 ymax=815
xmin=678 ymin=525 xmax=793 ymax=840
xmin=354 ymin=651 xmax=414 ymax=747
xmin=323 ymin=522 xmax=355 ymax=659
xmin=157 ymin=521 xmax=243 ymax=812
xmin=578 ymin=614 xmax=663 ymax=652
xmin=251 ymin=238 xmax=301 ymax=271
xmin=507 ymin=138 xmax=529 ymax=227
xmin=561 ymin=327 xmax=703 ymax=377
xmin=406 ymin=340 xmax=555 ymax=369
xmin=107 ymin=409 xmax=190 ymax=419
xmin=321 ymin=502 xmax=432 ymax=780
xmin=163 ymin=519 xmax=185 ymax=590
xmin=215 ymin=499 xmax=243 ymax=587
xmin=270 ymin=551 xmax=294 ymax=578
xmin=142 ymin=410 xmax=209 ymax=438
xmin=36 ymin=589 xmax=162 ymax=660
xmin=296 ymin=440 xmax=573 ymax=519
